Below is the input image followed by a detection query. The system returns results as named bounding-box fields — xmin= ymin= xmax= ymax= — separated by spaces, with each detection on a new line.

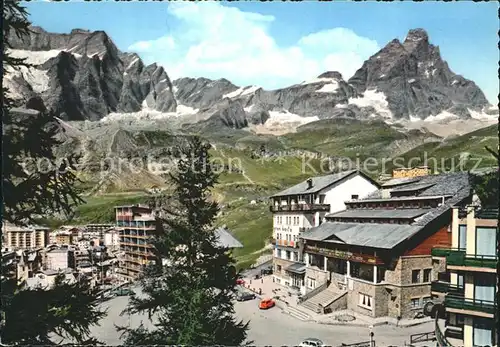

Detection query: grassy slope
xmin=66 ymin=122 xmax=498 ymax=268
xmin=383 ymin=124 xmax=498 ymax=173
xmin=280 ymin=119 xmax=409 ymax=159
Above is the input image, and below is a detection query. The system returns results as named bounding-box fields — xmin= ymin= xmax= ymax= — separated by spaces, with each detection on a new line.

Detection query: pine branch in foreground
xmin=118 ymin=136 xmax=251 ymax=346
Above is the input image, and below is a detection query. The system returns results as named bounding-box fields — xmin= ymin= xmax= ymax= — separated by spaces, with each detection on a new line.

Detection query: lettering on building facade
xmin=306 ymin=245 xmax=383 ymax=265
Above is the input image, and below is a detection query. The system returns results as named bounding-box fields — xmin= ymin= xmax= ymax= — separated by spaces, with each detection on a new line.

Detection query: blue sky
xmin=25 ymin=1 xmax=498 ymax=103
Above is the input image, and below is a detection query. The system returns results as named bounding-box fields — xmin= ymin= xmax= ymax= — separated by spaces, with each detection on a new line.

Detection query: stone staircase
xmin=300 ymin=283 xmax=345 ymax=314
xmin=284 ymin=305 xmax=312 ymax=321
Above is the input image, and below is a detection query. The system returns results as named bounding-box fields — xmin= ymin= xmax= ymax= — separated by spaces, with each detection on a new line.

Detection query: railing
xmin=457 ymin=207 xmax=499 ymax=219
xmin=431 ymin=247 xmax=464 ymax=257
xmin=410 ymin=331 xmax=435 ymax=344
xmin=269 ymin=204 xmax=330 ymax=213
xmin=275 ymin=239 xmax=297 ymax=248
xmin=475 ymin=208 xmax=499 ymax=219
xmin=435 ymin=316 xmax=452 ymax=347
xmin=298 ymin=280 xmax=329 ymax=303
xmin=431 ymin=281 xmax=463 ymax=295
xmin=431 ymin=248 xmax=497 ymax=269
xmin=445 ymin=294 xmax=496 ymax=315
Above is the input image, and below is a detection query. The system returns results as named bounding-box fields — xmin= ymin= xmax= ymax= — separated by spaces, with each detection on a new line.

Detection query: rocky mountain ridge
xmin=5 ymin=26 xmax=496 ymax=133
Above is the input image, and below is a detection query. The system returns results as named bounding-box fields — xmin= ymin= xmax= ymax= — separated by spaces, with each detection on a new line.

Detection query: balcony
xmin=269 ymin=203 xmax=330 ymax=213
xmin=458 ymin=207 xmax=499 ymax=220
xmin=431 ymin=247 xmax=461 ymax=258
xmin=445 ymin=294 xmax=496 ymax=315
xmin=275 ymin=239 xmax=297 ymax=248
xmin=431 ymin=248 xmax=497 ymax=269
xmin=431 ymin=281 xmax=464 ymax=295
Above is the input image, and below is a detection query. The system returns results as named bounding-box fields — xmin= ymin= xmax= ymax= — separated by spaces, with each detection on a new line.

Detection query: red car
xmin=259 ymin=298 xmax=275 ymax=310
xmin=236 ymin=279 xmax=245 ymax=285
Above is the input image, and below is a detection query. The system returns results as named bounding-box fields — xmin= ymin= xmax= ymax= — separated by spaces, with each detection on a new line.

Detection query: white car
xmin=300 ymin=338 xmax=325 ymax=347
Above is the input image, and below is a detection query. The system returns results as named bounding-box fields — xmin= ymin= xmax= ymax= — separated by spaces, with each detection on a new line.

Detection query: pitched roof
xmin=271 ymin=170 xmax=377 ymax=198
xmin=301 ymin=222 xmax=422 ymax=249
xmin=326 ymin=208 xmax=431 ymax=220
xmin=304 ymin=171 xmax=472 ymax=250
xmin=214 ymin=227 xmax=243 ymax=249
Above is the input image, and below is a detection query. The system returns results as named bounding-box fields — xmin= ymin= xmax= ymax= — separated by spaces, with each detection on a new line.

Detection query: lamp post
xmin=369 ymin=325 xmax=374 ymax=347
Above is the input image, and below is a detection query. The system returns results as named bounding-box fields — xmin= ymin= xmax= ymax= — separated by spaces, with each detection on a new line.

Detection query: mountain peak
xmin=317 ymin=71 xmax=343 ymax=80
xmin=404 ymin=28 xmax=429 ymax=44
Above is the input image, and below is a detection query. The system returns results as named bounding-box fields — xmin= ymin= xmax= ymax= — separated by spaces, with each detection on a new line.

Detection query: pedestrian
xmin=259 ymin=288 xmax=262 ymax=295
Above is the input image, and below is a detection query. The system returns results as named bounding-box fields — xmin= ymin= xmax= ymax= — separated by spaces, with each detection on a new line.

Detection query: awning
xmin=285 ymin=262 xmax=306 ymax=274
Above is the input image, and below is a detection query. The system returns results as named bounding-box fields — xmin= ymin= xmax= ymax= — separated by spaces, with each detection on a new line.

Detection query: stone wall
xmin=397 ymin=256 xmax=434 ymax=319
xmin=304 ymin=266 xmax=329 ymax=289
xmin=324 ymin=291 xmax=348 ymax=313
xmin=346 ymin=278 xmax=378 ymax=318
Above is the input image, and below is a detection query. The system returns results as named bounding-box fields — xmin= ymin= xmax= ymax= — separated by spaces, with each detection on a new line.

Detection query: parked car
xmin=236 ymin=291 xmax=256 ymax=302
xmin=236 ymin=278 xmax=245 ymax=285
xmin=258 ymin=298 xmax=275 ymax=310
xmin=113 ymin=287 xmax=133 ymax=296
xmin=299 ymin=338 xmax=325 ymax=347
xmin=261 ymin=266 xmax=273 ymax=275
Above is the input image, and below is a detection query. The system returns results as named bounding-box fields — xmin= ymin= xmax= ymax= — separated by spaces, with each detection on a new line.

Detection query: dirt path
xmin=219 ymin=148 xmax=255 ymax=185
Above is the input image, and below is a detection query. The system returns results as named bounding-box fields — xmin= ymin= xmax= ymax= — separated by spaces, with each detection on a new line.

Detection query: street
xmin=74 ymin=286 xmax=435 ymax=347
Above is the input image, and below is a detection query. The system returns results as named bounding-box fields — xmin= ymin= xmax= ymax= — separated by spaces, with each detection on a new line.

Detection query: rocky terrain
xmin=6 ymin=26 xmax=497 ymax=135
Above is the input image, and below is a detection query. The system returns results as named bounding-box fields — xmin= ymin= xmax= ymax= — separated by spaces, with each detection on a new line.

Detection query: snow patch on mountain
xmin=348 ymin=89 xmax=393 ymax=119
xmin=244 ymin=105 xmax=255 ymax=112
xmin=424 ymin=111 xmax=458 ymax=122
xmin=266 ymin=110 xmax=319 ymax=125
xmin=468 ymin=108 xmax=497 ymax=121
xmin=101 ymin=104 xmax=198 ymax=123
xmin=7 ymin=49 xmax=62 ymax=65
xmin=316 ymin=81 xmax=339 ymax=93
xmin=301 ymin=77 xmax=338 ymax=86
xmin=223 ymin=85 xmax=259 ymax=99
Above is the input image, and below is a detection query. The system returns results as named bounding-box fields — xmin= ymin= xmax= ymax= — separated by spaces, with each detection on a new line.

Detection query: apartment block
xmin=3 ymin=223 xmax=50 ymax=250
xmin=270 ymin=170 xmax=379 ymax=294
xmin=431 ymin=206 xmax=498 ymax=347
xmin=115 ymin=205 xmax=157 ymax=281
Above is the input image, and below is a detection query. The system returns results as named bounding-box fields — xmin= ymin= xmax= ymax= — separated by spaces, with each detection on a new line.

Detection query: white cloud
xmin=127 ymin=2 xmax=380 ymax=89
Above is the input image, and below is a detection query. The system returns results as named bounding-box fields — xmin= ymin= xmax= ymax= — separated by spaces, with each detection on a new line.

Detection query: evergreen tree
xmin=1 ymin=2 xmax=106 ymax=344
xmin=118 ymin=136 xmax=250 ymax=345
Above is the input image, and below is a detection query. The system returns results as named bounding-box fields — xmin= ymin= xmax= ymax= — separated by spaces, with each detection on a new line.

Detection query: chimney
xmin=307 ymin=178 xmax=313 ymax=189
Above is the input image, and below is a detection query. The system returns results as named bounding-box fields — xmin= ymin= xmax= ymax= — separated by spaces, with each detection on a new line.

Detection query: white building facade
xmin=270 ymin=170 xmax=379 ymax=294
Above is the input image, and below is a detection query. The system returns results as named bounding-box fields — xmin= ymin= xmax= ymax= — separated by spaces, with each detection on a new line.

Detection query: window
xmin=458 ymin=224 xmax=466 ymax=249
xmin=411 ymin=270 xmax=421 ymax=283
xmin=294 ymin=252 xmax=299 ymax=262
xmin=476 ymin=227 xmax=496 ymax=257
xmin=277 ymin=249 xmax=282 ymax=258
xmin=423 ymin=269 xmax=432 ymax=282
xmin=351 ymin=194 xmax=359 ymax=200
xmin=411 ymin=298 xmax=421 ymax=309
xmin=473 ymin=317 xmax=494 ymax=347
xmin=286 ymin=251 xmax=291 ymax=260
xmin=474 ymin=273 xmax=496 ymax=302
xmin=276 ymin=265 xmax=282 ymax=272
xmin=307 ymin=277 xmax=316 ymax=289
xmin=358 ymin=293 xmax=372 ymax=310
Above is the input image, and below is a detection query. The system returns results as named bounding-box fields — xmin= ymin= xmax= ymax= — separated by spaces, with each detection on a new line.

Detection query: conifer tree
xmin=1 ymin=2 xmax=106 ymax=344
xmin=118 ymin=136 xmax=250 ymax=345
